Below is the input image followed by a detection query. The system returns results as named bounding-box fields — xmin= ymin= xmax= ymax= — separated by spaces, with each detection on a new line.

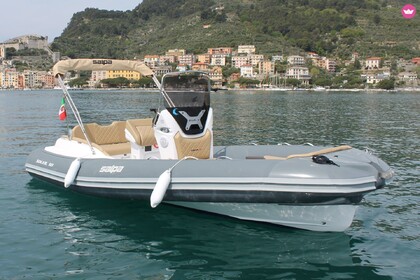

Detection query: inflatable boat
xmin=25 ymin=59 xmax=394 ymax=231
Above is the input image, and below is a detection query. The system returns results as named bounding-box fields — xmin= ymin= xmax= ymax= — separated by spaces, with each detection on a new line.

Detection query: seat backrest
xmin=72 ymin=121 xmax=127 ymax=145
xmin=174 ymin=129 xmax=212 ymax=159
xmin=125 ymin=118 xmax=156 ymax=146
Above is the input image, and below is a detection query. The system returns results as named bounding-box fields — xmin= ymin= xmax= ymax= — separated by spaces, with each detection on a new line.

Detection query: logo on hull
xmin=99 ymin=165 xmax=124 ymax=173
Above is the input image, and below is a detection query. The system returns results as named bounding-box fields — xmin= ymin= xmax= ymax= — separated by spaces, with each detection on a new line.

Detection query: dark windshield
xmin=162 ymin=72 xmax=210 ymax=108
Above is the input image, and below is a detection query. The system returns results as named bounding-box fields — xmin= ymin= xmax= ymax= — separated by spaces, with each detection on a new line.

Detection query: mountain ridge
xmin=51 ymin=0 xmax=420 ymax=59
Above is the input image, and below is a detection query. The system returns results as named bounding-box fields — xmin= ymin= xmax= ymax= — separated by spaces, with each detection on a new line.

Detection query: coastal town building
xmin=207 ymin=47 xmax=232 ymax=55
xmin=36 ymin=71 xmax=55 ymax=89
xmin=23 ymin=70 xmax=36 ymax=88
xmin=144 ymin=55 xmax=160 ymax=67
xmin=208 ymin=66 xmax=223 ymax=88
xmin=287 ymin=55 xmax=305 ymax=66
xmin=176 ymin=64 xmax=188 ymax=72
xmin=398 ymin=72 xmax=418 ymax=86
xmin=1 ymin=34 xmax=419 ymax=90
xmin=0 ymin=67 xmax=55 ymax=89
xmin=258 ymin=60 xmax=275 ymax=77
xmin=286 ymin=66 xmax=310 ymax=85
xmin=306 ymin=52 xmax=319 ymax=60
xmin=240 ymin=64 xmax=254 ymax=78
xmin=178 ymin=54 xmax=195 ymax=67
xmin=210 ymin=54 xmax=226 ymax=66
xmin=231 ymin=55 xmax=249 ymax=68
xmin=365 ymin=57 xmax=382 ymax=69
xmin=153 ymin=66 xmax=172 ymax=76
xmin=319 ymin=58 xmax=337 ymax=73
xmin=0 ymin=45 xmax=5 ymax=59
xmin=107 ymin=70 xmax=141 ymax=80
xmin=363 ymin=72 xmax=390 ymax=84
xmin=191 ymin=62 xmax=209 ymax=71
xmin=0 ymin=68 xmax=19 ymax=88
xmin=237 ymin=45 xmax=256 ymax=54
xmin=196 ymin=54 xmax=212 ymax=64
xmin=159 ymin=55 xmax=176 ymax=65
xmin=271 ymin=55 xmax=284 ymax=62
xmin=249 ymin=54 xmax=264 ymax=67
xmin=166 ymin=49 xmax=186 ymax=58
xmin=90 ymin=70 xmax=108 ymax=87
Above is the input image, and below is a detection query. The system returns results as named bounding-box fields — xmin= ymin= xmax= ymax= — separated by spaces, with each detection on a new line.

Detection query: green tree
xmin=376 ymin=79 xmax=395 ymax=90
xmin=68 ymin=77 xmax=88 ymax=88
xmin=101 ymin=77 xmax=130 ymax=87
xmin=236 ymin=77 xmax=260 ymax=86
xmin=354 ymin=59 xmax=361 ymax=70
xmin=286 ymin=78 xmax=301 ymax=87
xmin=132 ymin=77 xmax=153 ymax=87
xmin=222 ymin=67 xmax=240 ymax=78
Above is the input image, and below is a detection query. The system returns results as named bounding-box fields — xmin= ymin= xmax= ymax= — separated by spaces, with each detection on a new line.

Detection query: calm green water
xmin=0 ymin=90 xmax=418 ymax=279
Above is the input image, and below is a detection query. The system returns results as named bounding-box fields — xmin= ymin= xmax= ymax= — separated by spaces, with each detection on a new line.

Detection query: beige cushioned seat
xmin=72 ymin=121 xmax=130 ymax=156
xmin=125 ymin=118 xmax=156 ymax=146
xmin=174 ymin=130 xmax=212 ymax=159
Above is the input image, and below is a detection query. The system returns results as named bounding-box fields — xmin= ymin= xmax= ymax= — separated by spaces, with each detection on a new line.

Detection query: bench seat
xmin=72 ymin=121 xmax=130 ymax=156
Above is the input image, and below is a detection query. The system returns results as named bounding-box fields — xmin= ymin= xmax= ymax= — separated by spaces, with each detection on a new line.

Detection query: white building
xmin=365 ymin=57 xmax=381 ymax=69
xmin=144 ymin=55 xmax=160 ymax=68
xmin=154 ymin=66 xmax=172 ymax=76
xmin=90 ymin=70 xmax=108 ymax=87
xmin=237 ymin=45 xmax=256 ymax=54
xmin=166 ymin=49 xmax=186 ymax=57
xmin=176 ymin=64 xmax=188 ymax=72
xmin=240 ymin=64 xmax=254 ymax=78
xmin=286 ymin=66 xmax=311 ymax=85
xmin=398 ymin=72 xmax=417 ymax=81
xmin=364 ymin=72 xmax=390 ymax=84
xmin=271 ymin=55 xmax=284 ymax=62
xmin=287 ymin=55 xmax=305 ymax=66
xmin=210 ymin=54 xmax=226 ymax=66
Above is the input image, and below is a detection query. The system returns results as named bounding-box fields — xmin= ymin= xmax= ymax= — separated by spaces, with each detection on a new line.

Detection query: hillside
xmin=51 ymin=0 xmax=420 ymax=59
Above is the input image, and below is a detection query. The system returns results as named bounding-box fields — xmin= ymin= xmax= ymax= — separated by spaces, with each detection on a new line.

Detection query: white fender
xmin=150 ymin=169 xmax=171 ymax=208
xmin=64 ymin=158 xmax=81 ymax=188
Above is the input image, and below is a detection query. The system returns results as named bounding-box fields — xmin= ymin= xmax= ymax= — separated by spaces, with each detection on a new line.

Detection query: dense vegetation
xmin=51 ymin=0 xmax=420 ymax=59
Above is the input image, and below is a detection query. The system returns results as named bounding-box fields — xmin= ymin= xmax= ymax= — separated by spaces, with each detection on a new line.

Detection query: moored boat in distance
xmin=25 ymin=59 xmax=394 ymax=232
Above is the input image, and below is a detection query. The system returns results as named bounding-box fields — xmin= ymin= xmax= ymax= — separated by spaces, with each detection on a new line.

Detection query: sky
xmin=0 ymin=0 xmax=141 ymax=43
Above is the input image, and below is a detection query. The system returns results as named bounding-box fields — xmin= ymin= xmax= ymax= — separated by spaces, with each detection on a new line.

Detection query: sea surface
xmin=0 ymin=89 xmax=418 ymax=280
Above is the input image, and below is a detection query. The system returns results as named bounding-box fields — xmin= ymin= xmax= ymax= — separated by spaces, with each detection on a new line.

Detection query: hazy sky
xmin=0 ymin=0 xmax=141 ymax=42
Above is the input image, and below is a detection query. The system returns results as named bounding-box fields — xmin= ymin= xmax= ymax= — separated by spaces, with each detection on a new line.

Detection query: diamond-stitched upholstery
xmin=125 ymin=118 xmax=156 ymax=146
xmin=72 ymin=121 xmax=129 ymax=155
xmin=72 ymin=121 xmax=127 ymax=144
xmin=174 ymin=130 xmax=211 ymax=159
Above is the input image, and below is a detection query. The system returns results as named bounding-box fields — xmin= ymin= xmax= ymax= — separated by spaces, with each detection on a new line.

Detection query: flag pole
xmin=57 ymin=75 xmax=95 ymax=155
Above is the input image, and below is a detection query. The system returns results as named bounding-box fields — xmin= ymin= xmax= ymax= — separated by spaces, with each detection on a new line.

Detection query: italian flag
xmin=59 ymin=97 xmax=67 ymax=121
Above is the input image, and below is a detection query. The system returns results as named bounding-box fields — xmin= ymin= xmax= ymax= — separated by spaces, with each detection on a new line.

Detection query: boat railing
xmin=57 ymin=75 xmax=96 ymax=155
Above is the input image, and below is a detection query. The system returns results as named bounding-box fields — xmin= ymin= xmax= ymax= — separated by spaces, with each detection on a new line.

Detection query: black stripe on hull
xmin=28 ymin=172 xmax=368 ymax=205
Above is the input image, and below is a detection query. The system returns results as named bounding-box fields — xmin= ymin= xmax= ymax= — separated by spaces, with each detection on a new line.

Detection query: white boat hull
xmin=168 ymin=202 xmax=357 ymax=232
